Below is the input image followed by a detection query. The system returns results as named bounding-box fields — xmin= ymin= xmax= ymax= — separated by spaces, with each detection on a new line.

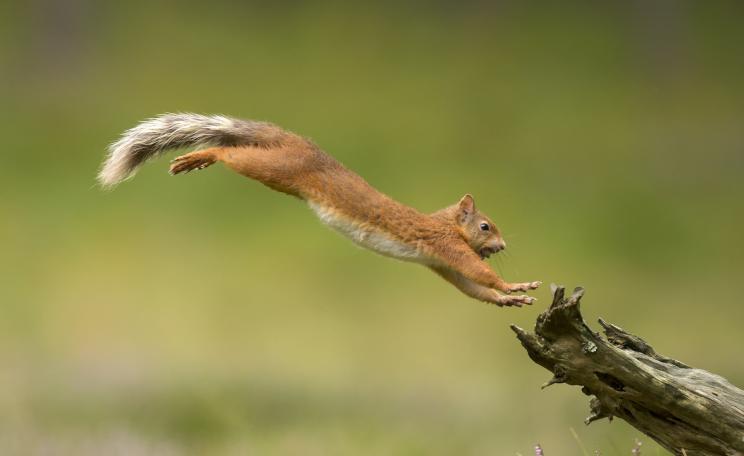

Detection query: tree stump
xmin=511 ymin=285 xmax=744 ymax=456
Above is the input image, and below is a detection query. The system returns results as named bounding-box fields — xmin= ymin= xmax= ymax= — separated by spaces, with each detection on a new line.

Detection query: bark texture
xmin=511 ymin=285 xmax=744 ymax=456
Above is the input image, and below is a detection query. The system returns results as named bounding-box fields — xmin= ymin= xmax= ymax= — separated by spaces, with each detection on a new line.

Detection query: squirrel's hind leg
xmin=169 ymin=147 xmax=222 ymax=175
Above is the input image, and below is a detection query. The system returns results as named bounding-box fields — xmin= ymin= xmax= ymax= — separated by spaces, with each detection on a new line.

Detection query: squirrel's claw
xmin=507 ymin=281 xmax=542 ymax=293
xmin=495 ymin=294 xmax=536 ymax=307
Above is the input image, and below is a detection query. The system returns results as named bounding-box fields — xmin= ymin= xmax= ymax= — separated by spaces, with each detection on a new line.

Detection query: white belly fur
xmin=308 ymin=202 xmax=424 ymax=262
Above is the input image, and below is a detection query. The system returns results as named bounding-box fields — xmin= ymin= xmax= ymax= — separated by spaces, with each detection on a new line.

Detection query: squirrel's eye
xmin=479 ymin=223 xmax=490 ymax=231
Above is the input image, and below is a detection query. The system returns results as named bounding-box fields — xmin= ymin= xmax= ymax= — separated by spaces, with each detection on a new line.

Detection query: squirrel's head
xmin=454 ymin=194 xmax=506 ymax=260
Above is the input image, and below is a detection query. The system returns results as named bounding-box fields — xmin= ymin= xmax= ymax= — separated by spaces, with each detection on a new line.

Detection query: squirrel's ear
xmin=457 ymin=194 xmax=476 ymax=224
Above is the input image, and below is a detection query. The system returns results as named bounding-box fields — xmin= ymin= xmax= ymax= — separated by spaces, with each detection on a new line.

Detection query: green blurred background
xmin=1 ymin=1 xmax=743 ymax=454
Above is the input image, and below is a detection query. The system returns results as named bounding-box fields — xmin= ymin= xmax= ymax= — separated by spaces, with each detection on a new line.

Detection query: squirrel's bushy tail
xmin=98 ymin=113 xmax=285 ymax=188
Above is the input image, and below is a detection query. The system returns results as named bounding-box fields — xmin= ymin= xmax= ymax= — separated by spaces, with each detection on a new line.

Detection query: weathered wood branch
xmin=511 ymin=285 xmax=744 ymax=456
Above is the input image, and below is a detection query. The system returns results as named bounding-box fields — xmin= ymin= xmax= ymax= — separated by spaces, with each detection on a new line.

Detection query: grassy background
xmin=1 ymin=1 xmax=743 ymax=454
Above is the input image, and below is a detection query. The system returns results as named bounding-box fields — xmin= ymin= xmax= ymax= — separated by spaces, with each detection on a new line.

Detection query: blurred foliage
xmin=1 ymin=0 xmax=743 ymax=454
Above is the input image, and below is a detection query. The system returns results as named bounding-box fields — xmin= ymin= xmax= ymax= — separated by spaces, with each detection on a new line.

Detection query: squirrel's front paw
xmin=494 ymin=294 xmax=536 ymax=307
xmin=507 ymin=281 xmax=542 ymax=293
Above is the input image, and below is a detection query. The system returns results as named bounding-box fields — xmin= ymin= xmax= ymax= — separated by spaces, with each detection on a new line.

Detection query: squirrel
xmin=98 ymin=113 xmax=541 ymax=307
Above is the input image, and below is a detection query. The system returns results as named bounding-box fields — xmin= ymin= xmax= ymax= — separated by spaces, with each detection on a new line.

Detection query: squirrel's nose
xmin=496 ymin=240 xmax=506 ymax=251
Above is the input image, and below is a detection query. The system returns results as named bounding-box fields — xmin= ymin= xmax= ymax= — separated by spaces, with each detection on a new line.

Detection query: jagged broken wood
xmin=511 ymin=285 xmax=744 ymax=456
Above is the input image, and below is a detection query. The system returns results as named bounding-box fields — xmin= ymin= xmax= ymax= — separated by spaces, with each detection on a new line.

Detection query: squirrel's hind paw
xmin=169 ymin=151 xmax=217 ymax=175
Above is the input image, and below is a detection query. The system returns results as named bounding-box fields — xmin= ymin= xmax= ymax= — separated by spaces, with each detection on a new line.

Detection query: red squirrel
xmin=98 ymin=114 xmax=540 ymax=306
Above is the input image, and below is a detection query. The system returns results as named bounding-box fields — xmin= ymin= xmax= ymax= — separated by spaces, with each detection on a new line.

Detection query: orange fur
xmin=169 ymin=125 xmax=540 ymax=307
